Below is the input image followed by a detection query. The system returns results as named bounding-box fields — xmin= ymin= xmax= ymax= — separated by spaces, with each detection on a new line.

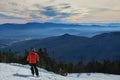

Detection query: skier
xmin=27 ymin=48 xmax=40 ymax=77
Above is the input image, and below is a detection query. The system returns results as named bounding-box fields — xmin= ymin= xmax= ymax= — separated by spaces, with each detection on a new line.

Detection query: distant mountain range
xmin=1 ymin=22 xmax=120 ymax=40
xmin=0 ymin=22 xmax=120 ymax=30
xmin=1 ymin=32 xmax=120 ymax=63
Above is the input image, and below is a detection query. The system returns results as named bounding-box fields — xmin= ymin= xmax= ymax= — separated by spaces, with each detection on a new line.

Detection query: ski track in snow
xmin=0 ymin=63 xmax=120 ymax=80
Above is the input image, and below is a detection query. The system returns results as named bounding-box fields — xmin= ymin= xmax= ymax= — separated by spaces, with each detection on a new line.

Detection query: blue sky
xmin=0 ymin=0 xmax=120 ymax=24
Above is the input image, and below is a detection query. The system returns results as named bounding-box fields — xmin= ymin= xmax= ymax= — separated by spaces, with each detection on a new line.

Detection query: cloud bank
xmin=0 ymin=0 xmax=120 ymax=23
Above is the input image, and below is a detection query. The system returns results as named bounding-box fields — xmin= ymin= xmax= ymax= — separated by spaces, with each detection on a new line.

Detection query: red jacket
xmin=27 ymin=51 xmax=40 ymax=64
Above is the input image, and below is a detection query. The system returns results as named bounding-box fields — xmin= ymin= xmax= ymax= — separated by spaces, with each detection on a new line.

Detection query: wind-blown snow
xmin=0 ymin=63 xmax=120 ymax=80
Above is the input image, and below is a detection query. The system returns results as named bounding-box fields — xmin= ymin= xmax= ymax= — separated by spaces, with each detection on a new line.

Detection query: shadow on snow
xmin=13 ymin=73 xmax=32 ymax=78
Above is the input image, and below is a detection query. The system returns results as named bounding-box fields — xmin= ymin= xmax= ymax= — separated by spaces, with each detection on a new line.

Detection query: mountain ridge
xmin=1 ymin=32 xmax=120 ymax=63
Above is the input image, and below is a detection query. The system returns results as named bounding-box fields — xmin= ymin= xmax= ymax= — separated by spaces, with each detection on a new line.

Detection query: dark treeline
xmin=0 ymin=48 xmax=120 ymax=76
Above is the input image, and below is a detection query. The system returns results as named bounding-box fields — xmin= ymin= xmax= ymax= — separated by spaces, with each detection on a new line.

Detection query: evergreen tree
xmin=0 ymin=48 xmax=120 ymax=75
xmin=75 ymin=61 xmax=84 ymax=73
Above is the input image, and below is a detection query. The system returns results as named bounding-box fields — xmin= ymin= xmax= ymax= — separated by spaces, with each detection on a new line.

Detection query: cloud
xmin=42 ymin=6 xmax=58 ymax=17
xmin=60 ymin=3 xmax=71 ymax=9
xmin=0 ymin=13 xmax=24 ymax=19
xmin=62 ymin=5 xmax=71 ymax=9
xmin=0 ymin=13 xmax=15 ymax=19
xmin=88 ymin=8 xmax=120 ymax=13
xmin=8 ymin=2 xmax=18 ymax=6
xmin=41 ymin=6 xmax=72 ymax=19
xmin=0 ymin=0 xmax=120 ymax=23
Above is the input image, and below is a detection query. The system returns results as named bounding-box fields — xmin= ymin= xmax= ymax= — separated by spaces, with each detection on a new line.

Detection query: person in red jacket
xmin=27 ymin=48 xmax=40 ymax=77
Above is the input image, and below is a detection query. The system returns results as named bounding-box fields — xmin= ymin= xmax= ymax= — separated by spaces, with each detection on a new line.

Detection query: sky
xmin=0 ymin=0 xmax=120 ymax=24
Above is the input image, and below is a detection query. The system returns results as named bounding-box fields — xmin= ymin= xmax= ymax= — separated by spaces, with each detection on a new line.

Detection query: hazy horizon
xmin=0 ymin=23 xmax=120 ymax=40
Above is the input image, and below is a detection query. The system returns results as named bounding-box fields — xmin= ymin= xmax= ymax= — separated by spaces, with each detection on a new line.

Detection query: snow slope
xmin=0 ymin=63 xmax=120 ymax=80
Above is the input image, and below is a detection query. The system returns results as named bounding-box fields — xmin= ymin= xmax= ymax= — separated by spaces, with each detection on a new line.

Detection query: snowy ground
xmin=0 ymin=63 xmax=120 ymax=80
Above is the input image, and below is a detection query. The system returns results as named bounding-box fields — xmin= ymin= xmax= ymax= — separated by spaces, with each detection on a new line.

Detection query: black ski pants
xmin=30 ymin=64 xmax=39 ymax=76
